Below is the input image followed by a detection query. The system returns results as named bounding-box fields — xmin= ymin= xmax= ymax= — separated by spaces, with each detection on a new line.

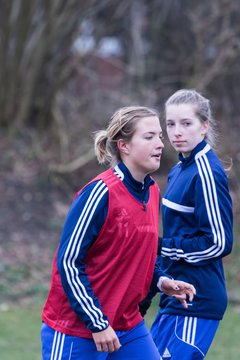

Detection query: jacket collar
xmin=178 ymin=140 xmax=211 ymax=166
xmin=113 ymin=162 xmax=154 ymax=192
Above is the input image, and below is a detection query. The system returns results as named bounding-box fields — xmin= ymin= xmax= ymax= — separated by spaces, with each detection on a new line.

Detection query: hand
xmin=160 ymin=278 xmax=196 ymax=309
xmin=92 ymin=325 xmax=121 ymax=353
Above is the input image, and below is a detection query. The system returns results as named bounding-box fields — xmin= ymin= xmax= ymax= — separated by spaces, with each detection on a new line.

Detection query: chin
xmin=151 ymin=165 xmax=160 ymax=173
xmin=172 ymin=145 xmax=181 ymax=151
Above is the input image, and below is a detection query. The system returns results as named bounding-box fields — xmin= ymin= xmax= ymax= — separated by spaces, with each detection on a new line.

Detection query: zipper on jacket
xmin=143 ymin=201 xmax=147 ymax=211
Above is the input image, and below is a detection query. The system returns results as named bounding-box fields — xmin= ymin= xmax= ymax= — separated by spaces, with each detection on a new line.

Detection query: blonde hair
xmin=165 ymin=89 xmax=218 ymax=148
xmin=94 ymin=106 xmax=159 ymax=166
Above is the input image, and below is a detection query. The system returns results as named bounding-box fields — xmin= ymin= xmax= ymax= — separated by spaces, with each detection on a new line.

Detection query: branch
xmin=48 ymin=148 xmax=95 ymax=173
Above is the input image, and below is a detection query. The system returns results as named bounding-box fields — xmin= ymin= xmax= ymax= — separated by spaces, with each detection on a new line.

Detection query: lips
xmin=152 ymin=154 xmax=161 ymax=159
xmin=173 ymin=141 xmax=185 ymax=145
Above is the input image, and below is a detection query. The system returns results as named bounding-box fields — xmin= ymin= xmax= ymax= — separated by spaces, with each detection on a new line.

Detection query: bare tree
xmin=1 ymin=0 xmax=240 ymax=172
xmin=186 ymin=0 xmax=240 ymax=91
xmin=0 ymin=0 xmax=96 ymax=128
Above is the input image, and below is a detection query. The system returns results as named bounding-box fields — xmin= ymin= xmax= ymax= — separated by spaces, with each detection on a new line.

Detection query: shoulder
xmin=200 ymin=148 xmax=227 ymax=177
xmin=74 ymin=180 xmax=109 ymax=209
xmin=195 ymin=149 xmax=229 ymax=190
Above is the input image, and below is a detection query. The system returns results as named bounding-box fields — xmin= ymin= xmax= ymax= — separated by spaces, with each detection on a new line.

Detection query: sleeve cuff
xmin=157 ymin=275 xmax=173 ymax=291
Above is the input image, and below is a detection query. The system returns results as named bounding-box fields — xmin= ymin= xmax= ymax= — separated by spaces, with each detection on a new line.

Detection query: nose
xmin=157 ymin=138 xmax=164 ymax=148
xmin=174 ymin=124 xmax=182 ymax=136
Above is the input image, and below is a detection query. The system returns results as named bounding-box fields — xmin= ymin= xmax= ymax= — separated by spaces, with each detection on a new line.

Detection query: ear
xmin=201 ymin=121 xmax=209 ymax=136
xmin=117 ymin=139 xmax=130 ymax=155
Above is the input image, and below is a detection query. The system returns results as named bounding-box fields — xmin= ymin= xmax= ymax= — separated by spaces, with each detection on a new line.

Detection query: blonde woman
xmin=41 ymin=106 xmax=195 ymax=360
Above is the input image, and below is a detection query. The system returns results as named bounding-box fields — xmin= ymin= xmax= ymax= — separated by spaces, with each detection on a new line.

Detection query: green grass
xmin=0 ymin=302 xmax=239 ymax=359
xmin=0 ymin=304 xmax=42 ymax=360
xmin=205 ymin=306 xmax=240 ymax=360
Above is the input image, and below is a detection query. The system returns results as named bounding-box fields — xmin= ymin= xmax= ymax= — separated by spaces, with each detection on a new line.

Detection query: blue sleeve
xmin=161 ymin=168 xmax=233 ymax=265
xmin=152 ymin=254 xmax=172 ymax=289
xmin=57 ymin=180 xmax=110 ymax=332
xmin=140 ymin=256 xmax=172 ymax=307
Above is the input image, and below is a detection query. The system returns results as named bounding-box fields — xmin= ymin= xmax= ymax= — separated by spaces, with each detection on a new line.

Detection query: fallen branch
xmin=49 ymin=148 xmax=95 ymax=173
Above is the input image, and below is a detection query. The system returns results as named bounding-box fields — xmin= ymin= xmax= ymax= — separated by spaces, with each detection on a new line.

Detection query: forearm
xmin=57 ymin=180 xmax=110 ymax=331
xmin=161 ymin=231 xmax=232 ymax=264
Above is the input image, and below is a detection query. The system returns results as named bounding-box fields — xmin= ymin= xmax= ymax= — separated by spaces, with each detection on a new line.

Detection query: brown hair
xmin=94 ymin=106 xmax=159 ymax=166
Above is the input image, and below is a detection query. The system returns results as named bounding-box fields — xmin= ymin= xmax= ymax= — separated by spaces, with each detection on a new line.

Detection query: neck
xmin=122 ymin=161 xmax=145 ymax=183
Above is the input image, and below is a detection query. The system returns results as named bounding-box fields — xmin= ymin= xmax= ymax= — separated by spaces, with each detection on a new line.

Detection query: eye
xmin=183 ymin=121 xmax=191 ymax=126
xmin=166 ymin=122 xmax=174 ymax=128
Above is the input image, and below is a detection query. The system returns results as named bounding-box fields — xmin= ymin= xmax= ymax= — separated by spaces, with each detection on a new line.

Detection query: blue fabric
xmin=157 ymin=140 xmax=233 ymax=320
xmin=41 ymin=321 xmax=161 ymax=360
xmin=151 ymin=312 xmax=219 ymax=359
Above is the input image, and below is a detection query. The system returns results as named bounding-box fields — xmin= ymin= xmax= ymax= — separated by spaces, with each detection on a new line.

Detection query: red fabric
xmin=42 ymin=169 xmax=159 ymax=338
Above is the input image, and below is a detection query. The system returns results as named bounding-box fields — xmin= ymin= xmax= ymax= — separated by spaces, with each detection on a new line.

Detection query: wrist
xmin=157 ymin=276 xmax=169 ymax=291
xmin=91 ymin=322 xmax=109 ymax=333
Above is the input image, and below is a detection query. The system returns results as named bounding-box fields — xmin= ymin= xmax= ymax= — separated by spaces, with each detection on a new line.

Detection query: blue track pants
xmin=150 ymin=312 xmax=219 ymax=359
xmin=41 ymin=320 xmax=161 ymax=360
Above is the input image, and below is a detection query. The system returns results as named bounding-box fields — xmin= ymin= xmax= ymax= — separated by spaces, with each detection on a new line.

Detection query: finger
xmin=101 ymin=341 xmax=109 ymax=352
xmin=180 ymin=299 xmax=188 ymax=309
xmin=188 ymin=291 xmax=194 ymax=302
xmin=162 ymin=282 xmax=179 ymax=292
xmin=184 ymin=283 xmax=196 ymax=295
xmin=186 ymin=286 xmax=196 ymax=301
xmin=191 ymin=285 xmax=196 ymax=295
xmin=173 ymin=293 xmax=186 ymax=300
xmin=102 ymin=339 xmax=121 ymax=353
xmin=172 ymin=281 xmax=180 ymax=290
xmin=104 ymin=338 xmax=122 ymax=353
xmin=107 ymin=341 xmax=115 ymax=353
xmin=113 ymin=338 xmax=122 ymax=352
xmin=172 ymin=294 xmax=188 ymax=308
xmin=177 ymin=283 xmax=196 ymax=296
xmin=95 ymin=341 xmax=102 ymax=352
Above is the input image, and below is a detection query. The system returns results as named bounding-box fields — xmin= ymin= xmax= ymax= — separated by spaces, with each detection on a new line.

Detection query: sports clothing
xmin=41 ymin=320 xmax=161 ymax=360
xmin=151 ymin=140 xmax=233 ymax=359
xmin=157 ymin=140 xmax=233 ymax=319
xmin=151 ymin=313 xmax=219 ymax=359
xmin=42 ymin=162 xmax=162 ymax=339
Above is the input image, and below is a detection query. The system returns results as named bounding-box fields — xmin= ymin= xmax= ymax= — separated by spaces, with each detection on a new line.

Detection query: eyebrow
xmin=166 ymin=118 xmax=192 ymax=122
xmin=144 ymin=131 xmax=162 ymax=135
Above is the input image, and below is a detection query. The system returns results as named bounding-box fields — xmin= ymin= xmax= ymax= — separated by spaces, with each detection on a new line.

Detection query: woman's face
xmin=119 ymin=115 xmax=164 ymax=182
xmin=166 ymin=103 xmax=209 ymax=157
